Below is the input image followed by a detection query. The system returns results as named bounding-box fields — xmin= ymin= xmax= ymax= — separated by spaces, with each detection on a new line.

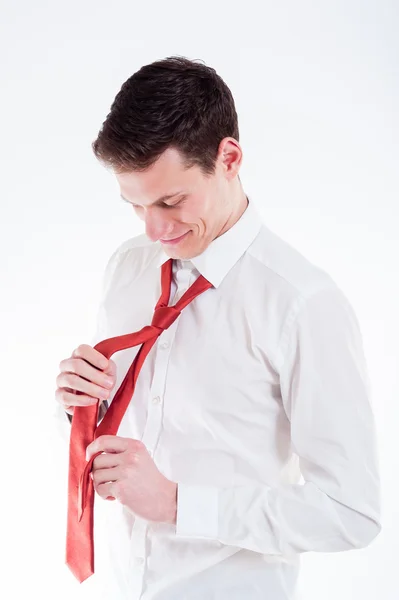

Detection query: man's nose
xmin=144 ymin=208 xmax=174 ymax=241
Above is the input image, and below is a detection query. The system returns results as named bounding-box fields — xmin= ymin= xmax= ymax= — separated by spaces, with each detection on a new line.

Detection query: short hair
xmin=92 ymin=55 xmax=239 ymax=176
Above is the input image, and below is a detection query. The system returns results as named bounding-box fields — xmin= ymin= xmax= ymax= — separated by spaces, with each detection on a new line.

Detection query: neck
xmin=218 ymin=185 xmax=249 ymax=238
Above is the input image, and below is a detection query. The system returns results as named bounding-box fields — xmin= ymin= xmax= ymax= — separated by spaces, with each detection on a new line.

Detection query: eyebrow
xmin=120 ymin=191 xmax=185 ymax=206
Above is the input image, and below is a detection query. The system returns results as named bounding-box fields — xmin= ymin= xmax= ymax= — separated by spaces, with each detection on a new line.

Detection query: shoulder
xmin=248 ymin=223 xmax=338 ymax=300
xmin=247 ymin=224 xmax=356 ymax=352
xmin=247 ymin=225 xmax=362 ymax=370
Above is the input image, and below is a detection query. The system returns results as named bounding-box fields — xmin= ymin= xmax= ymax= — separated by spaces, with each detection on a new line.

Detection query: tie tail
xmin=77 ymin=460 xmax=93 ymax=521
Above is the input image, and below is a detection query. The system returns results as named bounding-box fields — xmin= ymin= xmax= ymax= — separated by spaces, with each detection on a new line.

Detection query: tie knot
xmin=151 ymin=305 xmax=181 ymax=331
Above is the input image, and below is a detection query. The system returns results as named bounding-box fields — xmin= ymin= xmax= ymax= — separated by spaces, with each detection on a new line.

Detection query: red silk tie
xmin=66 ymin=258 xmax=213 ymax=582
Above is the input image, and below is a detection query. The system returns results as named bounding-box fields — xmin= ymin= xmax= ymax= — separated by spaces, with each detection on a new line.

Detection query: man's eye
xmin=129 ymin=197 xmax=186 ymax=209
xmin=165 ymin=198 xmax=185 ymax=209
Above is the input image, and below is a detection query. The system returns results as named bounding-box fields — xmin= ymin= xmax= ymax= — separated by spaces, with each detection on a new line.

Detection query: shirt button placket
xmin=140 ymin=266 xmax=191 ymax=457
xmin=128 ymin=516 xmax=148 ymax=599
xmin=141 ymin=344 xmax=170 ymax=455
xmin=128 ymin=264 xmax=194 ymax=599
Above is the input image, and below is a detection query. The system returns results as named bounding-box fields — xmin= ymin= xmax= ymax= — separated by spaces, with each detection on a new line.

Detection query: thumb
xmin=103 ymin=358 xmax=117 ymax=385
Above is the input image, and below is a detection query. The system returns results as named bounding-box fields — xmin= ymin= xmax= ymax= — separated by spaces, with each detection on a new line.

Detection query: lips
xmin=160 ymin=232 xmax=189 ymax=244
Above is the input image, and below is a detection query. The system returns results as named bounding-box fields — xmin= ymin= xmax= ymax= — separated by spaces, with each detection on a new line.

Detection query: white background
xmin=1 ymin=1 xmax=398 ymax=598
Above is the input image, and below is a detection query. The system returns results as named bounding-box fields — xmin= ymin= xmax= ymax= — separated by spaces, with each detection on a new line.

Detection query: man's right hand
xmin=55 ymin=344 xmax=117 ymax=417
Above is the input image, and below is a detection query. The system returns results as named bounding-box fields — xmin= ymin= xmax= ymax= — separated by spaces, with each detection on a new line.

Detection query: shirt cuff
xmin=176 ymin=483 xmax=219 ymax=539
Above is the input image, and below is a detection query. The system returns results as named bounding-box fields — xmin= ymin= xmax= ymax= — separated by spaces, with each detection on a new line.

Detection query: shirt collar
xmin=154 ymin=196 xmax=263 ymax=288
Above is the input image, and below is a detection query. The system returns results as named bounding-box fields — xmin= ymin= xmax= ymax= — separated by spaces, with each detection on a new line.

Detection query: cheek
xmin=179 ymin=205 xmax=208 ymax=237
xmin=178 ymin=211 xmax=196 ymax=231
xmin=134 ymin=207 xmax=145 ymax=220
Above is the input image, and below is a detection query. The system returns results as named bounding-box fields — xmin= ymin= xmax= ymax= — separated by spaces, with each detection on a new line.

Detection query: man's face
xmin=115 ymin=144 xmax=238 ymax=260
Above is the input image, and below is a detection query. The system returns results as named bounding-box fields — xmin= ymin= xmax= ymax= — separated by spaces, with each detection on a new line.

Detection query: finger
xmin=55 ymin=387 xmax=100 ymax=408
xmin=71 ymin=344 xmax=109 ymax=370
xmin=94 ymin=480 xmax=118 ymax=501
xmin=86 ymin=435 xmax=137 ymax=460
xmin=102 ymin=358 xmax=117 ymax=380
xmin=56 ymin=371 xmax=111 ymax=402
xmin=92 ymin=452 xmax=121 ymax=471
xmin=92 ymin=466 xmax=122 ymax=486
xmin=58 ymin=356 xmax=116 ymax=394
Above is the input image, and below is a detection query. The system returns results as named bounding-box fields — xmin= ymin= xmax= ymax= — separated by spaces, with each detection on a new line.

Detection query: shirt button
xmin=160 ymin=341 xmax=169 ymax=349
xmin=152 ymin=396 xmax=161 ymax=404
xmin=134 ymin=557 xmax=144 ymax=566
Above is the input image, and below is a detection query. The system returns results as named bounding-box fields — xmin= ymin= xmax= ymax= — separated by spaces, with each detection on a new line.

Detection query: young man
xmin=55 ymin=56 xmax=381 ymax=599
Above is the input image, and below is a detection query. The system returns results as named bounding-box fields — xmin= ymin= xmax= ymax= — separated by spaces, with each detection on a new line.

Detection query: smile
xmin=160 ymin=232 xmax=190 ymax=245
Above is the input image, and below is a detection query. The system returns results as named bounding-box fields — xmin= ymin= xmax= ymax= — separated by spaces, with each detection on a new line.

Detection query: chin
xmin=165 ymin=245 xmax=198 ymax=261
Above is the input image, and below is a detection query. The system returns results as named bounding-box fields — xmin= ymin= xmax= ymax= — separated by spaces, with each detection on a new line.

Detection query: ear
xmin=218 ymin=137 xmax=243 ymax=179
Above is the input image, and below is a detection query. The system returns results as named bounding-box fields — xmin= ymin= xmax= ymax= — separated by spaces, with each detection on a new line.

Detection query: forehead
xmin=115 ymin=147 xmax=200 ymax=204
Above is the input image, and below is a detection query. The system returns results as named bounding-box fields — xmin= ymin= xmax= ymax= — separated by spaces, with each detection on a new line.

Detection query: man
xmin=55 ymin=56 xmax=381 ymax=599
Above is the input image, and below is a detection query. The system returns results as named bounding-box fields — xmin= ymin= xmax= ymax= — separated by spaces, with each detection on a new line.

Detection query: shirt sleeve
xmin=175 ymin=284 xmax=382 ymax=556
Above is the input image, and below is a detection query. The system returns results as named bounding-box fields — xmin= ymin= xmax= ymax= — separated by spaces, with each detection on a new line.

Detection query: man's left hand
xmin=86 ymin=435 xmax=177 ymax=524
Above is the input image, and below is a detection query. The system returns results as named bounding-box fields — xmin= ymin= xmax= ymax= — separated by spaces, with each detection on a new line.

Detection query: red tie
xmin=66 ymin=258 xmax=213 ymax=582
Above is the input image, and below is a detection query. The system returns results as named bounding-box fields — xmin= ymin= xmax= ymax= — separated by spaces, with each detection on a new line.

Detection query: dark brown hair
xmin=92 ymin=55 xmax=239 ymax=176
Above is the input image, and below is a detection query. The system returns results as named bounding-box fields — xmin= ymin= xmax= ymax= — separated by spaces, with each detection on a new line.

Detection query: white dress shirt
xmin=58 ymin=197 xmax=381 ymax=599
